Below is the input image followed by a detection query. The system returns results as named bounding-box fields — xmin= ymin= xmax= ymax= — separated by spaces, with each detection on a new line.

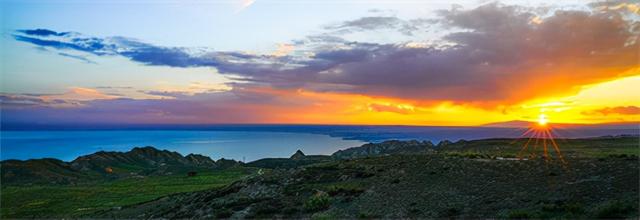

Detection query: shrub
xmin=304 ymin=191 xmax=331 ymax=212
xmin=311 ymin=212 xmax=334 ymax=220
xmin=507 ymin=209 xmax=533 ymax=219
xmin=215 ymin=208 xmax=233 ymax=218
xmin=533 ymin=201 xmax=586 ymax=218
xmin=254 ymin=201 xmax=283 ymax=215
xmin=326 ymin=185 xmax=365 ymax=197
xmin=357 ymin=211 xmax=381 ymax=219
xmin=282 ymin=206 xmax=299 ymax=215
xmin=594 ymin=200 xmax=636 ymax=218
xmin=440 ymin=207 xmax=460 ymax=217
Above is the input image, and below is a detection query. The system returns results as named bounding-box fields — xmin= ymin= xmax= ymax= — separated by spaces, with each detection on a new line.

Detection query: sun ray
xmin=511 ymin=127 xmax=536 ymax=145
xmin=545 ymin=129 xmax=566 ymax=164
xmin=515 ymin=114 xmax=566 ymax=163
xmin=518 ymin=134 xmax=535 ymax=159
xmin=533 ymin=129 xmax=541 ymax=151
xmin=543 ymin=134 xmax=549 ymax=161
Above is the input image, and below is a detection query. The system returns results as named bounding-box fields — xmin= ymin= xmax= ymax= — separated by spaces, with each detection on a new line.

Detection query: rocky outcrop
xmin=290 ymin=150 xmax=306 ymax=160
xmin=216 ymin=158 xmax=242 ymax=169
xmin=436 ymin=140 xmax=453 ymax=147
xmin=332 ymin=140 xmax=435 ymax=159
xmin=246 ymin=150 xmax=331 ymax=169
xmin=185 ymin=154 xmax=218 ymax=167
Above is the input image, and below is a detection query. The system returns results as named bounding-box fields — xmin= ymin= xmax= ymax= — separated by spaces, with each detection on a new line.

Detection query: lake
xmin=0 ymin=130 xmax=364 ymax=162
xmin=1 ymin=125 xmax=636 ymax=161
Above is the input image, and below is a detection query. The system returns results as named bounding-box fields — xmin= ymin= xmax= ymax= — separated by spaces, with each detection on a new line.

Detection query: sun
xmin=537 ymin=114 xmax=548 ymax=126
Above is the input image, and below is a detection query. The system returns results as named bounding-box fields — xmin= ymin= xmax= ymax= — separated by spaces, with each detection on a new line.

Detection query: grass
xmin=594 ymin=199 xmax=638 ymax=218
xmin=440 ymin=136 xmax=639 ymax=159
xmin=304 ymin=191 xmax=331 ymax=212
xmin=0 ymin=167 xmax=257 ymax=218
xmin=503 ymin=199 xmax=638 ymax=219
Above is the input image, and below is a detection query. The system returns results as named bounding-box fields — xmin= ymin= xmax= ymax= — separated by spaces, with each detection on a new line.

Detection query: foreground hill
xmin=102 ymin=155 xmax=638 ymax=218
xmin=100 ymin=136 xmax=639 ymax=218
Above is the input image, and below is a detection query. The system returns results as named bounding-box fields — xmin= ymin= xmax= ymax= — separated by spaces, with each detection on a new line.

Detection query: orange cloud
xmin=583 ymin=106 xmax=640 ymax=116
xmin=272 ymin=43 xmax=295 ymax=57
xmin=367 ymin=103 xmax=415 ymax=114
xmin=41 ymin=87 xmax=118 ymax=102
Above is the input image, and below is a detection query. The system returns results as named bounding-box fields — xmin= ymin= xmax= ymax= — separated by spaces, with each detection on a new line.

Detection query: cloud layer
xmin=584 ymin=106 xmax=640 ymax=116
xmin=5 ymin=2 xmax=640 ymax=125
xmin=13 ymin=3 xmax=639 ymax=105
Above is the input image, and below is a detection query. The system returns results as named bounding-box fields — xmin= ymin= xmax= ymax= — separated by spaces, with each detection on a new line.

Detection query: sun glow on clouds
xmin=258 ymin=74 xmax=640 ymax=126
xmin=236 ymin=88 xmax=506 ymax=126
xmin=272 ymin=43 xmax=295 ymax=57
xmin=41 ymin=87 xmax=118 ymax=103
xmin=2 ymin=75 xmax=637 ymax=125
xmin=513 ymin=74 xmax=640 ymax=124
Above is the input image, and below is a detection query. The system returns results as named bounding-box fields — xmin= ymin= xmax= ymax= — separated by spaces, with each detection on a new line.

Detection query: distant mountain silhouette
xmin=482 ymin=120 xmax=535 ymax=128
xmin=483 ymin=120 xmax=639 ymax=129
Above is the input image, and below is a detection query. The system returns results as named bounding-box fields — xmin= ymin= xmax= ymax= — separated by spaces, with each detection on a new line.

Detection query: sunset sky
xmin=1 ymin=0 xmax=639 ymax=126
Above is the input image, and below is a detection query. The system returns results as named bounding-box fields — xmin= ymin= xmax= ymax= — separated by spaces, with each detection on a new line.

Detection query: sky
xmin=1 ymin=0 xmax=639 ymax=126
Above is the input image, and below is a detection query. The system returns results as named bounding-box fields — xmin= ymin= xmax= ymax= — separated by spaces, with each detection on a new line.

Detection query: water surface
xmin=0 ymin=130 xmax=365 ymax=162
xmin=2 ymin=125 xmax=636 ymax=161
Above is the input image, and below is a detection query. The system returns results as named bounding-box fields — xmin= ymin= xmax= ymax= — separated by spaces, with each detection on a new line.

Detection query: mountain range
xmin=1 ymin=147 xmax=240 ymax=185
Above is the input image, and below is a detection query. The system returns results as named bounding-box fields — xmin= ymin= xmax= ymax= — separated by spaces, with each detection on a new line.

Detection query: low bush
xmin=304 ymin=191 xmax=331 ymax=212
xmin=326 ymin=185 xmax=365 ymax=197
xmin=594 ymin=200 xmax=637 ymax=218
xmin=507 ymin=209 xmax=533 ymax=219
xmin=215 ymin=208 xmax=233 ymax=218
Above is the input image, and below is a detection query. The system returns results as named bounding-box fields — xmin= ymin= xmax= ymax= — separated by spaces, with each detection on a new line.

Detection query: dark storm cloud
xmin=13 ymin=3 xmax=640 ymax=104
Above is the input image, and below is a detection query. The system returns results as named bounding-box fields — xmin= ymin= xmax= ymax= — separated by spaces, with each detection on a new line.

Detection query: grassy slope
xmin=440 ymin=136 xmax=639 ymax=158
xmin=103 ymin=155 xmax=639 ymax=219
xmin=99 ymin=136 xmax=639 ymax=219
xmin=1 ymin=167 xmax=257 ymax=218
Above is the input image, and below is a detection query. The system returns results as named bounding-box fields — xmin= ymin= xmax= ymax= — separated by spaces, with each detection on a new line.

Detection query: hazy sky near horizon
xmin=1 ymin=0 xmax=639 ymax=126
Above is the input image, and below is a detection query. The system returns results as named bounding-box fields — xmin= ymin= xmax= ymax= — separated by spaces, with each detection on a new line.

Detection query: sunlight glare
xmin=537 ymin=114 xmax=548 ymax=126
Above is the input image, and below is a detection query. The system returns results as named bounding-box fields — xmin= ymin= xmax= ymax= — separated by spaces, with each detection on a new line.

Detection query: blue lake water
xmin=1 ymin=125 xmax=636 ymax=162
xmin=0 ymin=130 xmax=364 ymax=162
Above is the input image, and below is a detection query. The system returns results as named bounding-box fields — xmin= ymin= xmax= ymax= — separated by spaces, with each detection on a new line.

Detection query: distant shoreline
xmin=2 ymin=132 xmax=637 ymax=163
